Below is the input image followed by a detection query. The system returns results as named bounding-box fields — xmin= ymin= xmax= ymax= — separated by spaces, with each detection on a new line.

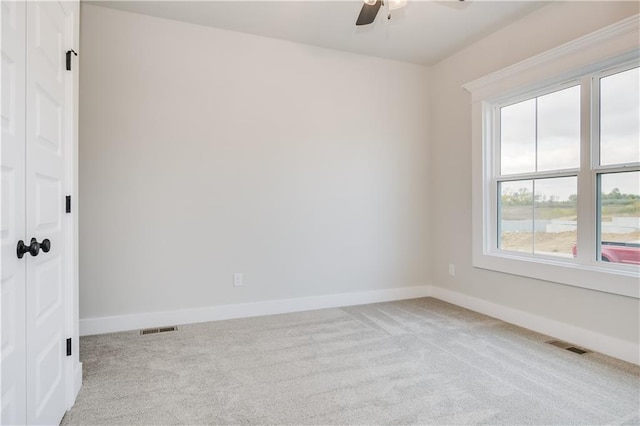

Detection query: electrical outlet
xmin=233 ymin=273 xmax=243 ymax=287
xmin=448 ymin=264 xmax=455 ymax=276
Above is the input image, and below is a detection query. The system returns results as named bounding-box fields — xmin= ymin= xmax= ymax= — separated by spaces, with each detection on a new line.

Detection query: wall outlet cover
xmin=233 ymin=273 xmax=243 ymax=287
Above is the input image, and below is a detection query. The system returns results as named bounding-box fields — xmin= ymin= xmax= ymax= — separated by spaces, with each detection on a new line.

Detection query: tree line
xmin=501 ymin=187 xmax=639 ymax=207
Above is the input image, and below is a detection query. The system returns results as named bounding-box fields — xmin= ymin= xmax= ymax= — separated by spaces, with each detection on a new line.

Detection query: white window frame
xmin=464 ymin=15 xmax=640 ymax=299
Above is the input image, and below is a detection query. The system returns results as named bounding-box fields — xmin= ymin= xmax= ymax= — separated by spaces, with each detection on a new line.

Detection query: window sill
xmin=473 ymin=250 xmax=639 ymax=298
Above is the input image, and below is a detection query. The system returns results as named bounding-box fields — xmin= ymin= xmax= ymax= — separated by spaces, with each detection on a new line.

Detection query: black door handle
xmin=40 ymin=238 xmax=51 ymax=253
xmin=16 ymin=240 xmax=29 ymax=258
xmin=16 ymin=238 xmax=51 ymax=259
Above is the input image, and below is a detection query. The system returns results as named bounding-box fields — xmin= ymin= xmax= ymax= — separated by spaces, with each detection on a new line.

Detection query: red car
xmin=572 ymin=241 xmax=640 ymax=264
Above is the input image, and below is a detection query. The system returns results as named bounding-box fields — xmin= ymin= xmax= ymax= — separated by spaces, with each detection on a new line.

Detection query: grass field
xmin=501 ymin=201 xmax=639 ymax=221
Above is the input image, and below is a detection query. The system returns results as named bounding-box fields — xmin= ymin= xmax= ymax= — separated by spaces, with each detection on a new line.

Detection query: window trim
xmin=465 ymin=15 xmax=640 ymax=299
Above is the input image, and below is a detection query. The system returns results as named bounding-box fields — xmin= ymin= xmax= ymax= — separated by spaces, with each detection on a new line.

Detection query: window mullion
xmin=532 ymin=179 xmax=536 ymax=254
xmin=534 ymin=97 xmax=539 ymax=173
xmin=576 ymin=75 xmax=596 ymax=264
xmin=533 ymin=97 xmax=538 ymax=255
xmin=490 ymin=105 xmax=501 ymax=253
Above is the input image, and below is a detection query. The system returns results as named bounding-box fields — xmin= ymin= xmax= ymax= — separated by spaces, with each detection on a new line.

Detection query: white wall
xmin=429 ymin=2 xmax=640 ymax=347
xmin=80 ymin=2 xmax=640 ymax=360
xmin=79 ymin=5 xmax=430 ymax=322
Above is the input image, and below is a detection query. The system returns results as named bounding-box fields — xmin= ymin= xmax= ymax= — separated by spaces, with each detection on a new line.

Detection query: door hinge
xmin=66 ymin=338 xmax=72 ymax=356
xmin=66 ymin=49 xmax=78 ymax=71
xmin=66 ymin=195 xmax=71 ymax=213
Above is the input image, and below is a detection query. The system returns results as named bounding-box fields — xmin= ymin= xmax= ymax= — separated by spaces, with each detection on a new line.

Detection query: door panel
xmin=1 ymin=2 xmax=27 ymax=425
xmin=34 ymin=256 xmax=62 ymax=326
xmin=25 ymin=2 xmax=68 ymax=424
xmin=33 ymin=5 xmax=63 ymax=81
xmin=35 ymin=174 xmax=62 ymax=232
xmin=34 ymin=330 xmax=63 ymax=418
xmin=34 ymin=86 xmax=63 ymax=155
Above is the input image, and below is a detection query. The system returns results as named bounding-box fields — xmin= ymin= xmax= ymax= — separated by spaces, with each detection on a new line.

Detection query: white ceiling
xmin=89 ymin=1 xmax=548 ymax=65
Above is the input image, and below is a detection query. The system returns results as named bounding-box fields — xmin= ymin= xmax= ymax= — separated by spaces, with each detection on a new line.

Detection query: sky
xmin=499 ymin=66 xmax=639 ymax=201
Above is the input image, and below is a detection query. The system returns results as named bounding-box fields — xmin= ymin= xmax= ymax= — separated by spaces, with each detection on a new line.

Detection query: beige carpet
xmin=62 ymin=298 xmax=640 ymax=425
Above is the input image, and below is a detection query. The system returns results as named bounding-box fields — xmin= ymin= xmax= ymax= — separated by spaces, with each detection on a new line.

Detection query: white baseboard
xmin=79 ymin=286 xmax=431 ymax=336
xmin=80 ymin=284 xmax=638 ymax=365
xmin=429 ymin=285 xmax=640 ymax=366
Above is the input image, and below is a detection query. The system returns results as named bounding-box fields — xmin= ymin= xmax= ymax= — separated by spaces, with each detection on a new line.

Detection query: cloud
xmin=600 ymin=171 xmax=639 ymax=195
xmin=600 ymin=67 xmax=639 ymax=164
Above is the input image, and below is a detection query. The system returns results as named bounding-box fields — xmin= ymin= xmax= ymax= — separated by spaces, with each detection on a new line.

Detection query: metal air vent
xmin=140 ymin=326 xmax=178 ymax=335
xmin=547 ymin=340 xmax=590 ymax=355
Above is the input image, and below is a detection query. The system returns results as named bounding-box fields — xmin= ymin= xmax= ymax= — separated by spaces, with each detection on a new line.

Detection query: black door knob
xmin=28 ymin=238 xmax=40 ymax=256
xmin=17 ymin=240 xmax=28 ymax=259
xmin=40 ymin=239 xmax=51 ymax=253
xmin=16 ymin=238 xmax=51 ymax=259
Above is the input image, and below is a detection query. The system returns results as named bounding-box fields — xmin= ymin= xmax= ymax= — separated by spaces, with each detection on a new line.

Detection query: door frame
xmin=60 ymin=0 xmax=82 ymax=408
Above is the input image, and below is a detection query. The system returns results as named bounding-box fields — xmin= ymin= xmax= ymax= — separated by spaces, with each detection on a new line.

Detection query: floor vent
xmin=547 ymin=340 xmax=589 ymax=355
xmin=140 ymin=326 xmax=178 ymax=335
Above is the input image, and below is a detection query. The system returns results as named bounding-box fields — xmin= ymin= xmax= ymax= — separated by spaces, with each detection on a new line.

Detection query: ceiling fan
xmin=356 ymin=0 xmax=468 ymax=26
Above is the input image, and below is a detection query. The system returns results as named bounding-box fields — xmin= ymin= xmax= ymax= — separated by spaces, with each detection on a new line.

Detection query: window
xmin=464 ymin=16 xmax=639 ymax=298
xmin=497 ymin=86 xmax=580 ymax=258
xmin=495 ymin=67 xmax=640 ymax=265
xmin=596 ymin=67 xmax=640 ymax=265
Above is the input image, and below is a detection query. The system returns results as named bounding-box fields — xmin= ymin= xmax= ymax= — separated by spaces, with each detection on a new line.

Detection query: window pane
xmin=501 ymin=100 xmax=535 ymax=175
xmin=537 ymin=86 xmax=580 ymax=171
xmin=533 ymin=177 xmax=577 ymax=258
xmin=599 ymin=171 xmax=640 ymax=264
xmin=600 ymin=67 xmax=640 ymax=166
xmin=499 ymin=180 xmax=533 ymax=253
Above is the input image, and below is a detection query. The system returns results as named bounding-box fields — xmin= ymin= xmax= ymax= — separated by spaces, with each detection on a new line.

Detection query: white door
xmin=25 ymin=1 xmax=68 ymax=424
xmin=1 ymin=1 xmax=70 ymax=425
xmin=1 ymin=2 xmax=28 ymax=425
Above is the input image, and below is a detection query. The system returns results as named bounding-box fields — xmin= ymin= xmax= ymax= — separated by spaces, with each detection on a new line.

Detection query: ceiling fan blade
xmin=356 ymin=0 xmax=383 ymax=26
